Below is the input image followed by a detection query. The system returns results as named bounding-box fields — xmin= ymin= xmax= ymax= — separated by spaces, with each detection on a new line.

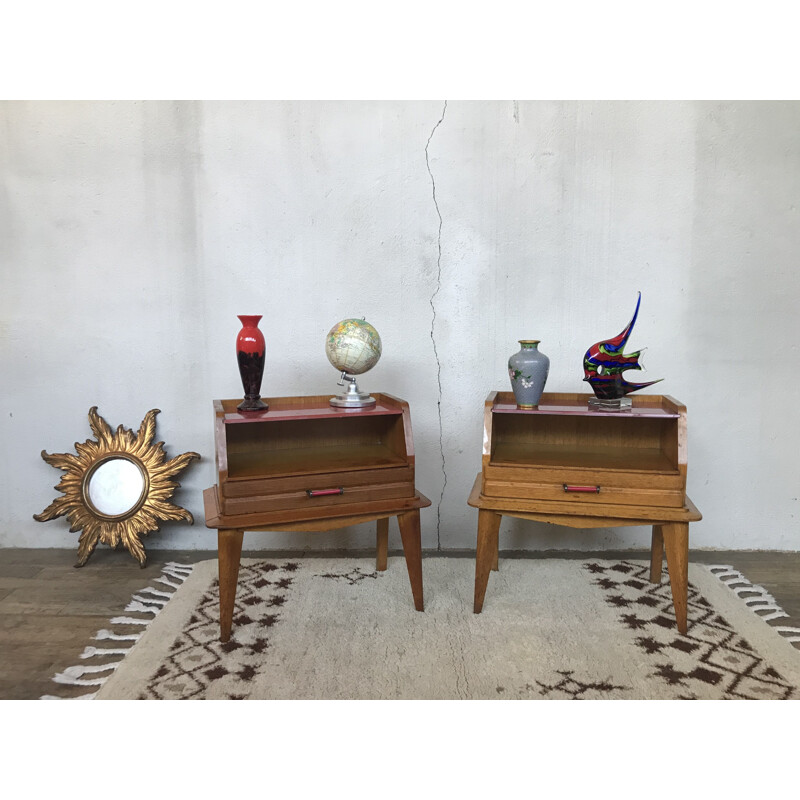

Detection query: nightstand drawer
xmin=218 ymin=479 xmax=415 ymax=515
xmin=482 ymin=476 xmax=685 ymax=508
xmin=221 ymin=465 xmax=414 ymax=498
xmin=482 ymin=460 xmax=685 ymax=508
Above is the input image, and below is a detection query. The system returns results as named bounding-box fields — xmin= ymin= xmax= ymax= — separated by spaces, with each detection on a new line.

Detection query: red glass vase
xmin=236 ymin=315 xmax=268 ymax=411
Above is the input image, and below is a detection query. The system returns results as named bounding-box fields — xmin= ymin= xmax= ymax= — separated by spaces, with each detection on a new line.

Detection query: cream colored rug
xmin=48 ymin=557 xmax=800 ymax=700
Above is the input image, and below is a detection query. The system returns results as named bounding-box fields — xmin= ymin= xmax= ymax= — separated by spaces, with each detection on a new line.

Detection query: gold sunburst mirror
xmin=34 ymin=407 xmax=200 ymax=568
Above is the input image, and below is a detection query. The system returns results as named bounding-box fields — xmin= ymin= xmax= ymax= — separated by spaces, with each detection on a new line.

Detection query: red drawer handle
xmin=563 ymin=484 xmax=600 ymax=494
xmin=306 ymin=487 xmax=345 ymax=497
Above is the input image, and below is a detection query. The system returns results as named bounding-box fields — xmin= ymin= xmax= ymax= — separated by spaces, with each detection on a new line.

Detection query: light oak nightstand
xmin=470 ymin=392 xmax=702 ymax=633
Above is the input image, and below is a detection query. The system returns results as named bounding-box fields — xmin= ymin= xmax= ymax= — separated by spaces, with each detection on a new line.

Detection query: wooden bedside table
xmin=205 ymin=393 xmax=430 ymax=641
xmin=470 ymin=392 xmax=702 ymax=633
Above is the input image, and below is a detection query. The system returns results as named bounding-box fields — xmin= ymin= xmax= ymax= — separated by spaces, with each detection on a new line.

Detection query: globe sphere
xmin=325 ymin=318 xmax=382 ymax=375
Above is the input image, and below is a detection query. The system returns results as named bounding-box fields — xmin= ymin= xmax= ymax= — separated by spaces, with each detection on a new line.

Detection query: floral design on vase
xmin=236 ymin=314 xmax=268 ymax=411
xmin=508 ymin=340 xmax=550 ymax=409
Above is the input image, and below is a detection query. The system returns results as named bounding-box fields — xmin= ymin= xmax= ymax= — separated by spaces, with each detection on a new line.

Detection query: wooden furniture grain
xmin=470 ymin=392 xmax=702 ymax=633
xmin=205 ymin=394 xmax=430 ymax=641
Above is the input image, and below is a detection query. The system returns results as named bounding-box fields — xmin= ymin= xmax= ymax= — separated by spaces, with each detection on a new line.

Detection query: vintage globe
xmin=325 ymin=318 xmax=382 ymax=375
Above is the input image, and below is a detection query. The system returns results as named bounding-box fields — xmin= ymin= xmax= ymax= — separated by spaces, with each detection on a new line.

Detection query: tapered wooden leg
xmin=397 ymin=510 xmax=424 ymax=611
xmin=474 ymin=509 xmax=502 ymax=613
xmin=376 ymin=517 xmax=389 ymax=571
xmin=662 ymin=522 xmax=689 ymax=634
xmin=650 ymin=524 xmax=664 ymax=583
xmin=218 ymin=528 xmax=244 ymax=643
xmin=492 ymin=519 xmax=500 ymax=571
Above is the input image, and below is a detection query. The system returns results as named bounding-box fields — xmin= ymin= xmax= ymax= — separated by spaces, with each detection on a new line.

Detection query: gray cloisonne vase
xmin=508 ymin=340 xmax=550 ymax=408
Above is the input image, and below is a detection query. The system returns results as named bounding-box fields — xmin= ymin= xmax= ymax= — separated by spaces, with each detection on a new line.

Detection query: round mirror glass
xmin=86 ymin=458 xmax=146 ymax=517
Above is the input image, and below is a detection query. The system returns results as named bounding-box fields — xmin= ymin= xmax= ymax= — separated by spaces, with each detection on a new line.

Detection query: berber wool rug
xmin=43 ymin=557 xmax=800 ymax=700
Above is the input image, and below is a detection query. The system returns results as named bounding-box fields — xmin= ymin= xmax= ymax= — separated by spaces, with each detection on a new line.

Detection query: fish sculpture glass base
xmin=583 ymin=292 xmax=662 ymax=411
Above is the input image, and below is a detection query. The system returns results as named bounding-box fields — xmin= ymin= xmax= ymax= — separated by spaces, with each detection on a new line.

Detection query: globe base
xmin=329 ymin=392 xmax=377 ymax=409
xmin=329 ymin=373 xmax=377 ymax=408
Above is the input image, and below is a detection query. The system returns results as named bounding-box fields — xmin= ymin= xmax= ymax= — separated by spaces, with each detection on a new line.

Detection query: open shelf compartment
xmin=489 ymin=413 xmax=680 ymax=474
xmin=224 ymin=412 xmax=409 ymax=480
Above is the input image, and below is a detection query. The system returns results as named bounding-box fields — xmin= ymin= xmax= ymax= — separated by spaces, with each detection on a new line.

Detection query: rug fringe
xmin=110 ymin=615 xmax=161 ymax=625
xmin=772 ymin=626 xmax=800 ymax=643
xmin=136 ymin=587 xmax=174 ymax=600
xmin=163 ymin=562 xmax=193 ymax=576
xmin=154 ymin=576 xmax=184 ymax=590
xmin=706 ymin=564 xmax=799 ymax=648
xmin=80 ymin=645 xmax=132 ymax=658
xmin=39 ymin=561 xmax=194 ymax=699
xmin=52 ymin=662 xmax=121 ymax=685
xmin=123 ymin=599 xmax=165 ymax=615
xmin=93 ymin=629 xmax=142 ymax=642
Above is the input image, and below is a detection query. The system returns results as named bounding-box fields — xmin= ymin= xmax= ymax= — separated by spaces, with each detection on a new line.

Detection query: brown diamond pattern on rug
xmin=314 ymin=566 xmax=382 ymax=585
xmin=140 ymin=561 xmax=298 ymax=700
xmin=585 ymin=560 xmax=797 ymax=700
xmin=534 ymin=670 xmax=630 ymax=699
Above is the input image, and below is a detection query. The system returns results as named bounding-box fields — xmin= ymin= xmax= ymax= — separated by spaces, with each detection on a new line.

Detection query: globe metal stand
xmin=330 ymin=371 xmax=377 ymax=408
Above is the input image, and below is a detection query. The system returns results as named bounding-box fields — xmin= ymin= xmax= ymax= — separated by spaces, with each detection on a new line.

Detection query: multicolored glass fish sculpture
xmin=583 ymin=292 xmax=662 ymax=400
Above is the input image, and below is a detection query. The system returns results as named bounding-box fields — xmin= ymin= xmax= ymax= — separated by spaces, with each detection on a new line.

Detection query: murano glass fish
xmin=583 ymin=292 xmax=662 ymax=400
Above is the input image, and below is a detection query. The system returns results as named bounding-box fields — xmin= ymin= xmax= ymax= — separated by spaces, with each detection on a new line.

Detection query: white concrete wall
xmin=1 ymin=100 xmax=798 ymax=554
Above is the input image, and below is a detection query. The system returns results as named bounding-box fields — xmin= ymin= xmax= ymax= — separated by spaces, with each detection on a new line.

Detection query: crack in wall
xmin=425 ymin=100 xmax=447 ymax=550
